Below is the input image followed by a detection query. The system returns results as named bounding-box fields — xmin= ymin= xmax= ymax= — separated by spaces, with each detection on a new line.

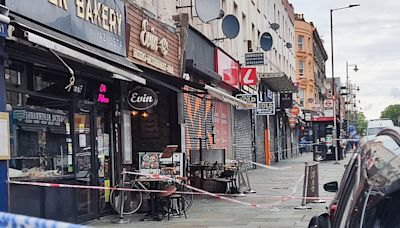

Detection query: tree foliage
xmin=381 ymin=104 xmax=400 ymax=126
xmin=355 ymin=112 xmax=367 ymax=135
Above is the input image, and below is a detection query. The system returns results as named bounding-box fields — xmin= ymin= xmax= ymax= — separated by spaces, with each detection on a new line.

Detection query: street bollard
xmin=295 ymin=162 xmax=312 ymax=210
xmin=294 ymin=161 xmax=324 ymax=210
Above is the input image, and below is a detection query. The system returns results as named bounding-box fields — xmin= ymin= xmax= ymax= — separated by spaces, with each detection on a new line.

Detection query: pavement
xmin=90 ymin=153 xmax=349 ymax=228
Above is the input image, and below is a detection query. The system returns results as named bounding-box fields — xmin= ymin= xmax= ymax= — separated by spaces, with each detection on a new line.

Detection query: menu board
xmin=139 ymin=152 xmax=160 ymax=174
xmin=122 ymin=111 xmax=132 ymax=164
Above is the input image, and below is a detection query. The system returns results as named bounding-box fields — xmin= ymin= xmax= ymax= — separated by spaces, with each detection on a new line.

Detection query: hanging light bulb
xmin=142 ymin=112 xmax=149 ymax=118
xmin=131 ymin=111 xmax=139 ymax=117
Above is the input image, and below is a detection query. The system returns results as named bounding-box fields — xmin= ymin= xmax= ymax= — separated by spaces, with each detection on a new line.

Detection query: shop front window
xmin=9 ymin=105 xmax=72 ymax=179
xmin=6 ymin=62 xmax=74 ymax=180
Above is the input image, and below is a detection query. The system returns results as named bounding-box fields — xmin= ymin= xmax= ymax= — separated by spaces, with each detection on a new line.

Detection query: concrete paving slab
xmin=90 ymin=153 xmax=350 ymax=228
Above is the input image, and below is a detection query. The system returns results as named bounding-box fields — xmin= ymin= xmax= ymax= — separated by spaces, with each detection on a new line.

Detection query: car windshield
xmin=367 ymin=127 xmax=384 ymax=136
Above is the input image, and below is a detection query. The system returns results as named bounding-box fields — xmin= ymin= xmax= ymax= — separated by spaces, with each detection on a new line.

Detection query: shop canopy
xmin=141 ymin=69 xmax=207 ymax=93
xmin=259 ymin=72 xmax=297 ymax=93
xmin=205 ymin=85 xmax=253 ymax=109
xmin=10 ymin=14 xmax=146 ymax=85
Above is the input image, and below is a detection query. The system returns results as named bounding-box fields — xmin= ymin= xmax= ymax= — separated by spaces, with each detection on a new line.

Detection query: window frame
xmin=298 ymin=35 xmax=304 ymax=50
xmin=299 ymin=60 xmax=305 ymax=76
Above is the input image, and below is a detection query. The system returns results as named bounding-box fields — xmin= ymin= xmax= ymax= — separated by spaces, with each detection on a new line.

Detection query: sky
xmin=290 ymin=0 xmax=400 ymax=120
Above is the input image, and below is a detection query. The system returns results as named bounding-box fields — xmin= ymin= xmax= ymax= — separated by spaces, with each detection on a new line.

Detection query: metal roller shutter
xmin=183 ymin=92 xmax=213 ymax=151
xmin=212 ymin=101 xmax=232 ymax=159
xmin=234 ymin=109 xmax=253 ymax=162
xmin=255 ymin=115 xmax=266 ymax=164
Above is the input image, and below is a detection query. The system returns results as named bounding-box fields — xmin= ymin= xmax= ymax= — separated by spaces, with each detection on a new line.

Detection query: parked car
xmin=366 ymin=118 xmax=394 ymax=136
xmin=308 ymin=127 xmax=400 ymax=228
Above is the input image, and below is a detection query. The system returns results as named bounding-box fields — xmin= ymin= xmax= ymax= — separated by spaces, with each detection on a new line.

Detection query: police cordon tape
xmin=120 ymin=170 xmax=309 ymax=209
xmin=268 ymin=142 xmax=322 ymax=155
xmin=8 ymin=170 xmax=331 ymax=209
xmin=0 ymin=211 xmax=88 ymax=228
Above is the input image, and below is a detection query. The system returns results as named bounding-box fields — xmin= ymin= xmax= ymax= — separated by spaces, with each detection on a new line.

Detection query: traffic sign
xmin=0 ymin=23 xmax=7 ymax=38
xmin=240 ymin=67 xmax=257 ymax=85
xmin=290 ymin=106 xmax=300 ymax=116
xmin=324 ymin=99 xmax=333 ymax=108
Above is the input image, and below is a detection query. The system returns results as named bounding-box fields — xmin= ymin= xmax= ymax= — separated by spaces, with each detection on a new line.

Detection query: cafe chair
xmin=157 ymin=185 xmax=177 ymax=220
xmin=168 ymin=193 xmax=187 ymax=219
xmin=214 ymin=170 xmax=238 ymax=194
xmin=168 ymin=177 xmax=189 ymax=219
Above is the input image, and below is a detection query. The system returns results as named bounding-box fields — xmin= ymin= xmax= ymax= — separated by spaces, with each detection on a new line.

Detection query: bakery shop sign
xmin=5 ymin=0 xmax=126 ymax=56
xmin=132 ymin=19 xmax=174 ymax=75
xmin=128 ymin=87 xmax=158 ymax=111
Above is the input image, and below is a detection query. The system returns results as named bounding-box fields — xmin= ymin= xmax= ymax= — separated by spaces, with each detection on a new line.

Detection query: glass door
xmin=74 ymin=102 xmax=112 ymax=222
xmin=95 ymin=109 xmax=112 ymax=213
xmin=75 ymin=104 xmax=98 ymax=222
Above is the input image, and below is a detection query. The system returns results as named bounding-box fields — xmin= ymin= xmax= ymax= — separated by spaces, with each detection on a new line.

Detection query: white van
xmin=366 ymin=118 xmax=394 ymax=136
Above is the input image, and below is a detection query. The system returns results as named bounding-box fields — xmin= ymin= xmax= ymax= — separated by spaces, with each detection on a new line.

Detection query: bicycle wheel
xmin=110 ymin=183 xmax=143 ymax=215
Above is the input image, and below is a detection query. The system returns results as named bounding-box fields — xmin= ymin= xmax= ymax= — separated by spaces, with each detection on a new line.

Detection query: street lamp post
xmin=346 ymin=61 xmax=358 ymax=136
xmin=330 ymin=4 xmax=360 ymax=164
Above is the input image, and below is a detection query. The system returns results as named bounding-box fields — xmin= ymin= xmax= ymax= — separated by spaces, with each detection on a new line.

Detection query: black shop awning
xmin=259 ymin=72 xmax=297 ymax=93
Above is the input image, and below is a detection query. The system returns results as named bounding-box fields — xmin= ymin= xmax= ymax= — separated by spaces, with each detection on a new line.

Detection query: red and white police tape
xmin=8 ymin=170 xmax=332 ymax=209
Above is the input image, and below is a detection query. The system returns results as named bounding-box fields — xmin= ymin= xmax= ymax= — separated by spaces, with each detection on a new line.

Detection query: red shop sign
xmin=240 ymin=67 xmax=257 ymax=86
xmin=215 ymin=48 xmax=239 ymax=88
xmin=291 ymin=106 xmax=300 ymax=116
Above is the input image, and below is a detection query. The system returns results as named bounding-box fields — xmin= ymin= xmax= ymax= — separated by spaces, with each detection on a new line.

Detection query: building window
xmin=299 ymin=90 xmax=305 ymax=107
xmin=298 ymin=35 xmax=304 ymax=50
xmin=299 ymin=60 xmax=304 ymax=76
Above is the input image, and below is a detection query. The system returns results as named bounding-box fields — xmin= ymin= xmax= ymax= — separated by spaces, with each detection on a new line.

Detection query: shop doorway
xmin=75 ymin=102 xmax=111 ymax=223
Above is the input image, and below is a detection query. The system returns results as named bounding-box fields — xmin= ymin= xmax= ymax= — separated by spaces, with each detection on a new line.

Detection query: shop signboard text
xmin=6 ymin=0 xmax=126 ymax=56
xmin=128 ymin=87 xmax=158 ymax=111
xmin=235 ymin=94 xmax=257 ymax=110
xmin=256 ymin=102 xmax=275 ymax=115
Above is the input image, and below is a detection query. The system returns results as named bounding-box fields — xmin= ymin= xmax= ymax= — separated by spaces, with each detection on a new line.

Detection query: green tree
xmin=381 ymin=104 xmax=400 ymax=126
xmin=355 ymin=112 xmax=367 ymax=135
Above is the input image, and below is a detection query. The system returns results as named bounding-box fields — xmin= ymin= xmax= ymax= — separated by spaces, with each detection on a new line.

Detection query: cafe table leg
xmin=151 ymin=181 xmax=162 ymax=221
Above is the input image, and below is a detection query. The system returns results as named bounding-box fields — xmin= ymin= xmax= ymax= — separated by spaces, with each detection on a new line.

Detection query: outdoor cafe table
xmin=137 ymin=177 xmax=169 ymax=221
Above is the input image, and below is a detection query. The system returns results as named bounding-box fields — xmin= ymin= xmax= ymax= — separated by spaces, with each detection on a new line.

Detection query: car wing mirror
xmin=308 ymin=213 xmax=330 ymax=228
xmin=323 ymin=181 xmax=338 ymax=192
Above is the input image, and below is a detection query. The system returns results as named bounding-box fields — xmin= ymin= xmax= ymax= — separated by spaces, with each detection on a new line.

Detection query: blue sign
xmin=6 ymin=0 xmax=126 ymax=56
xmin=0 ymin=23 xmax=7 ymax=38
xmin=0 ymin=211 xmax=88 ymax=228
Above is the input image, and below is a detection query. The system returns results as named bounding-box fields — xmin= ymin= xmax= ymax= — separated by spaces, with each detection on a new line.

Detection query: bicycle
xmin=109 ymin=170 xmax=193 ymax=216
